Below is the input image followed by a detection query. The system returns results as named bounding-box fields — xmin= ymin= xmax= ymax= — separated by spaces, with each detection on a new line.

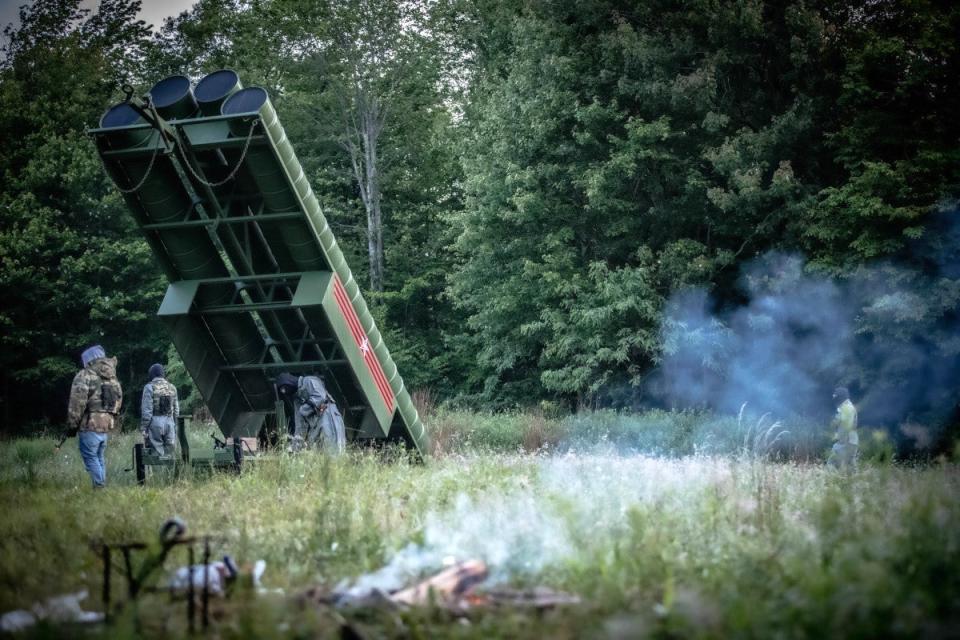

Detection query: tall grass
xmin=425 ymin=406 xmax=836 ymax=459
xmin=0 ymin=412 xmax=957 ymax=638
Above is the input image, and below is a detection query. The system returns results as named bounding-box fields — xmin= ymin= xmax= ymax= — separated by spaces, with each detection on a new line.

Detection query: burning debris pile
xmin=298 ymin=455 xmax=728 ymax=617
xmin=309 ymin=559 xmax=579 ymax=612
xmin=1 ymin=498 xmax=585 ymax=635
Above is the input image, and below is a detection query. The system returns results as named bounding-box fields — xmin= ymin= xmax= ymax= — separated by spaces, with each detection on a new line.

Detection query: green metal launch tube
xmin=149 ymin=75 xmax=198 ymax=120
xmin=91 ymin=71 xmax=426 ymax=453
xmin=194 ymin=69 xmax=243 ymax=116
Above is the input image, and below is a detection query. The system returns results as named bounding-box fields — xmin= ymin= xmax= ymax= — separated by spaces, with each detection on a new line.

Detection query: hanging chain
xmin=109 ymin=116 xmax=259 ymax=195
xmin=113 ymin=140 xmax=163 ymax=194
xmin=176 ymin=119 xmax=260 ymax=188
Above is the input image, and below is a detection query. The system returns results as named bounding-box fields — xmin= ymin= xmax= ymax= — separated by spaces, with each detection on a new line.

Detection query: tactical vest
xmin=151 ymin=379 xmax=177 ymax=417
xmin=89 ymin=376 xmax=122 ymax=415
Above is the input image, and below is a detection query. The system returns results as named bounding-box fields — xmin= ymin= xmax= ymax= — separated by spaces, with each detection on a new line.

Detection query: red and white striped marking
xmin=332 ymin=275 xmax=395 ymax=413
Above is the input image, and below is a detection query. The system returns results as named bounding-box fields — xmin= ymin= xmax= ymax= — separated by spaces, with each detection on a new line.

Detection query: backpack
xmin=85 ymin=366 xmax=122 ymax=432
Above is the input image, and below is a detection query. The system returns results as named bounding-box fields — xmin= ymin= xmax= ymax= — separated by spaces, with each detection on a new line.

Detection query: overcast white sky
xmin=1 ymin=0 xmax=197 ymax=35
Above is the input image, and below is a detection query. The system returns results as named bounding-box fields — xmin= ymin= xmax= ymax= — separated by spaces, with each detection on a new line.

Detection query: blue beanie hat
xmin=81 ymin=345 xmax=105 ymax=367
xmin=149 ymin=363 xmax=165 ymax=379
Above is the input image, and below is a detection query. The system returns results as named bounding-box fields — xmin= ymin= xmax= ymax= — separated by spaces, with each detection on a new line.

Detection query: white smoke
xmin=337 ymin=454 xmax=734 ymax=598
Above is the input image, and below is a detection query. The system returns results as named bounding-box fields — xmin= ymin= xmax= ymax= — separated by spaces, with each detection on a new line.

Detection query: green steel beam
xmin=175 ymin=272 xmax=303 ymax=285
xmin=142 ymin=212 xmax=301 ymax=231
xmin=218 ymin=360 xmax=349 ymax=372
xmin=99 ymin=135 xmax=269 ymax=158
xmin=200 ymin=302 xmax=315 ymax=315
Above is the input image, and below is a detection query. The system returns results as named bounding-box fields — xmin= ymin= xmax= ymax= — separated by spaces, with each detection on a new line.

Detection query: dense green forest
xmin=1 ymin=0 xmax=957 ymax=442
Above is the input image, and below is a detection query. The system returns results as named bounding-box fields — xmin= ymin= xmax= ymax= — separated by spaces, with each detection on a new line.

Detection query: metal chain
xmin=176 ymin=120 xmax=259 ymax=188
xmin=113 ymin=141 xmax=163 ymax=194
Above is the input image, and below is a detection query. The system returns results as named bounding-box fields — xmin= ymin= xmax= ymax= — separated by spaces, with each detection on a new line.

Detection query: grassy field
xmin=0 ymin=410 xmax=958 ymax=638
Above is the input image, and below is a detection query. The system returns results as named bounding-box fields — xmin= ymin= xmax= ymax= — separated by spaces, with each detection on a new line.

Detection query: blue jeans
xmin=78 ymin=431 xmax=108 ymax=487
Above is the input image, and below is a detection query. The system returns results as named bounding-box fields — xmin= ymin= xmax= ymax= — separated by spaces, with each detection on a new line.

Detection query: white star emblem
xmin=359 ymin=337 xmax=370 ymax=355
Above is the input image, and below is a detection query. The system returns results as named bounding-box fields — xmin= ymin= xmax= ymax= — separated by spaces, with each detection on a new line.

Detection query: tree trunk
xmin=363 ymin=106 xmax=384 ymax=292
xmin=343 ymin=86 xmax=386 ymax=294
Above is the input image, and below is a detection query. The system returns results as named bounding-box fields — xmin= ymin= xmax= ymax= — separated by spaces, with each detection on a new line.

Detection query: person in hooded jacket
xmin=276 ymin=372 xmax=346 ymax=454
xmin=66 ymin=345 xmax=123 ymax=488
xmin=141 ymin=363 xmax=179 ymax=457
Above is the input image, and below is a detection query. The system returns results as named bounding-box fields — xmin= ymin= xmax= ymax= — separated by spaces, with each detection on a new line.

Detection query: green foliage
xmin=162 ymin=343 xmax=202 ymax=415
xmin=797 ymin=1 xmax=960 ymax=267
xmin=450 ymin=0 xmax=960 ymax=407
xmin=0 ymin=1 xmax=165 ymax=431
xmin=451 ymin=0 xmax=831 ymax=403
xmin=538 ymin=253 xmax=662 ymax=397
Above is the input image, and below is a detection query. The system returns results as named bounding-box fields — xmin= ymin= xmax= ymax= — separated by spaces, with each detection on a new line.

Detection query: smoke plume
xmin=654 ymin=209 xmax=960 ymax=445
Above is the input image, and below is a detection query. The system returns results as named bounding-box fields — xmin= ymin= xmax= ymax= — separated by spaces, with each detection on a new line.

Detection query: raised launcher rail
xmin=90 ymin=70 xmax=426 ymax=457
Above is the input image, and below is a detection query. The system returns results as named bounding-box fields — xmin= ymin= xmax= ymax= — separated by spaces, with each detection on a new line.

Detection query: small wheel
xmin=134 ymin=443 xmax=146 ymax=486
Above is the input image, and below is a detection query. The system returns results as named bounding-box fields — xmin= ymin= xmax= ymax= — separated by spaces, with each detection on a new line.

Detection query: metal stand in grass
xmin=100 ymin=518 xmax=223 ymax=632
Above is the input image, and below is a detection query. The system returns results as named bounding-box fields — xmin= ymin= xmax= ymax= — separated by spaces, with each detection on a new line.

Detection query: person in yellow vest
xmin=828 ymin=386 xmax=858 ymax=471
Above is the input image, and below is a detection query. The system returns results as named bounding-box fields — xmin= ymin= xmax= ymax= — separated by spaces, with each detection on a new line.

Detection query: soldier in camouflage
xmin=276 ymin=372 xmax=345 ymax=454
xmin=141 ymin=363 xmax=179 ymax=457
xmin=66 ymin=345 xmax=123 ymax=488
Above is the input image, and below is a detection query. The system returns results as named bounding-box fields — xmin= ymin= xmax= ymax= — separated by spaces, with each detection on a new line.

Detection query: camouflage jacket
xmin=67 ymin=356 xmax=123 ymax=433
xmin=140 ymin=377 xmax=179 ymax=432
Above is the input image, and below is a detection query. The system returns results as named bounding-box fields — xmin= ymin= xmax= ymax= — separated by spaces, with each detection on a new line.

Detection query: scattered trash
xmin=100 ymin=517 xmax=239 ymax=632
xmin=0 ymin=610 xmax=35 ymax=633
xmin=167 ymin=558 xmax=271 ymax=596
xmin=5 ymin=519 xmax=577 ymax=636
xmin=168 ymin=556 xmax=238 ymax=596
xmin=0 ymin=590 xmax=104 ymax=632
